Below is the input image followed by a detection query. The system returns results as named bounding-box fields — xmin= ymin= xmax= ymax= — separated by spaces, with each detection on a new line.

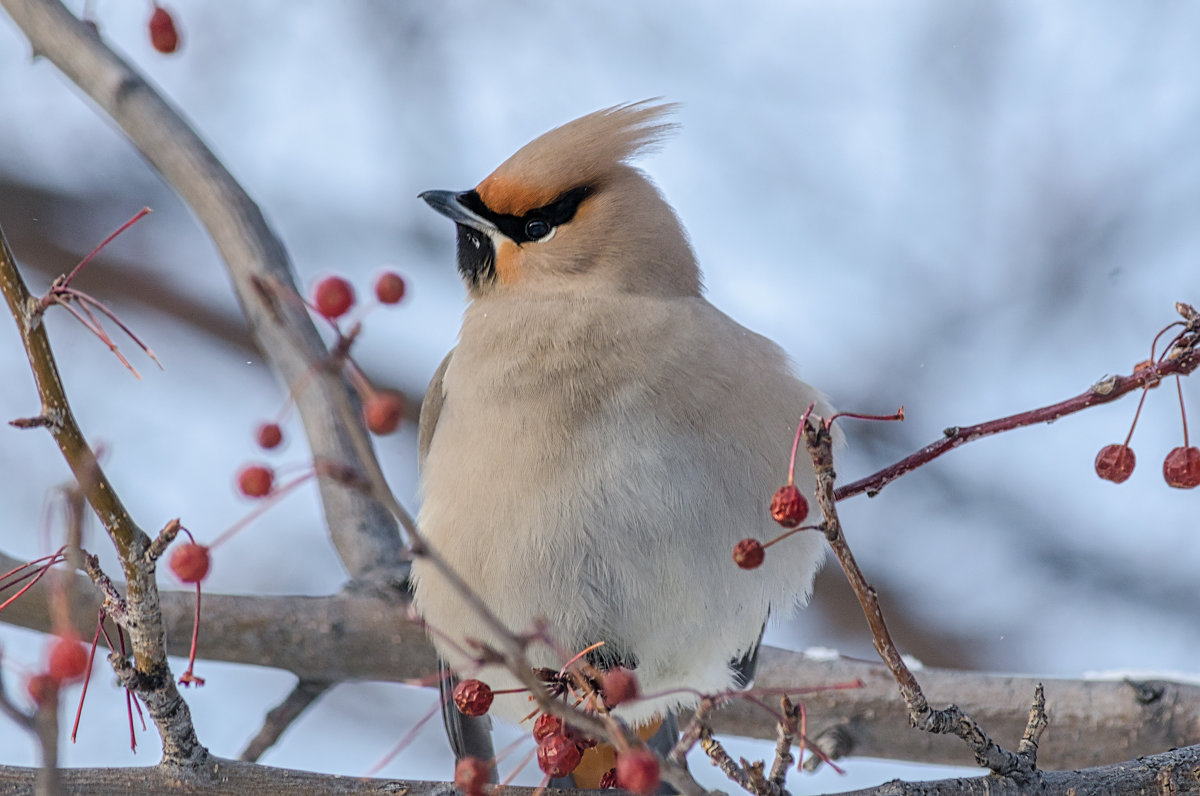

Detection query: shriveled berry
xmin=48 ymin=635 xmax=89 ymax=683
xmin=770 ymin=484 xmax=809 ymax=528
xmin=1095 ymin=444 xmax=1136 ymax=483
xmin=532 ymin=713 xmax=564 ymax=743
xmin=453 ymin=679 xmax=494 ymax=717
xmin=256 ymin=422 xmax=283 ymax=450
xmin=26 ymin=673 xmax=58 ymax=707
xmin=1163 ymin=446 xmax=1200 ymax=489
xmin=375 ymin=271 xmax=407 ymax=304
xmin=601 ymin=667 xmax=640 ymax=708
xmin=454 ymin=756 xmax=490 ymax=794
xmin=149 ymin=5 xmax=179 ymax=54
xmin=598 ymin=768 xmax=618 ymax=789
xmin=237 ymin=464 xmax=274 ymax=497
xmin=313 ymin=275 xmax=355 ymax=319
xmin=537 ymin=733 xmax=582 ymax=778
xmin=169 ymin=542 xmax=211 ymax=583
xmin=364 ymin=391 xmax=404 ymax=435
xmin=733 ymin=538 xmax=765 ymax=570
xmin=616 ymin=749 xmax=661 ymax=796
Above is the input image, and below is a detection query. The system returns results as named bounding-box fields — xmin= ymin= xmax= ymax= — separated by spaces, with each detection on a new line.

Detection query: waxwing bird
xmin=412 ymin=101 xmax=832 ymax=769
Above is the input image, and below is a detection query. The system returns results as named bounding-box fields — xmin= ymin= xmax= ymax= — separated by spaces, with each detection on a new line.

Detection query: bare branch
xmin=239 ymin=680 xmax=333 ymax=763
xmin=835 ymin=326 xmax=1200 ymax=501
xmin=0 ymin=0 xmax=406 ymax=587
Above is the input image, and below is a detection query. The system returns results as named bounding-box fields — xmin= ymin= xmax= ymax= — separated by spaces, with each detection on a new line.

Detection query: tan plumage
xmin=412 ymin=102 xmax=831 ymax=728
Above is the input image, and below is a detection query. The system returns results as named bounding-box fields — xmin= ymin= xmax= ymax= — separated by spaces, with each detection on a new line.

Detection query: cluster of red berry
xmin=311 ymin=272 xmax=408 ymax=436
xmin=1095 ymin=374 xmax=1199 ymax=489
xmin=165 ymin=272 xmax=408 ymax=589
xmin=734 ymin=482 xmax=810 ymax=570
xmin=450 ymin=669 xmax=659 ymax=794
xmin=26 ymin=633 xmax=90 ymax=708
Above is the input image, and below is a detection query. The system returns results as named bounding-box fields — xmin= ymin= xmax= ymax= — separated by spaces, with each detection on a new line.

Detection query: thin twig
xmin=805 ymin=415 xmax=1036 ymax=783
xmin=836 ymin=329 xmax=1200 ymax=501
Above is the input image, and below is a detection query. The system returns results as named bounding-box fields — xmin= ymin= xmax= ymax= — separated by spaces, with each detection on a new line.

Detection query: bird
xmin=411 ymin=100 xmax=832 ymax=773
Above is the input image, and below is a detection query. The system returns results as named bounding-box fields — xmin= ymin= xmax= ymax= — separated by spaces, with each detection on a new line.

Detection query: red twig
xmin=835 ymin=347 xmax=1200 ymax=501
xmin=58 ymin=207 xmax=152 ymax=290
xmin=70 ymin=614 xmax=105 ymax=742
xmin=177 ymin=583 xmax=205 ymax=687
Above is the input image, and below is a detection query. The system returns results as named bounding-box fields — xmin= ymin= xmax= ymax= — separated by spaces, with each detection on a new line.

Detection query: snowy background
xmin=1 ymin=1 xmax=1198 ymax=793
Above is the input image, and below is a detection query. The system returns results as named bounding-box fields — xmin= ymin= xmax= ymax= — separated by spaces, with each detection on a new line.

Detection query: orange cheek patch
xmin=476 ymin=175 xmax=557 ymax=216
xmin=495 ymin=240 xmax=523 ymax=285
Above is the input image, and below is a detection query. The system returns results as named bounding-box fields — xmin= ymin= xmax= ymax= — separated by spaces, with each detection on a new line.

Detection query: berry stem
xmin=209 ymin=471 xmax=314 ymax=550
xmin=560 ymin=640 xmax=606 ymax=674
xmin=70 ymin=615 xmax=105 ymax=742
xmin=825 ymin=406 xmax=905 ymax=427
xmin=178 ymin=582 xmax=204 ymax=687
xmin=787 ymin=404 xmax=816 ymax=486
xmin=0 ymin=550 xmax=64 ymax=614
xmin=1176 ymin=375 xmax=1190 ymax=448
xmin=1123 ymin=386 xmax=1150 ymax=448
xmin=60 ymin=207 xmax=152 ymax=290
xmin=762 ymin=524 xmax=821 ymax=550
xmin=365 ymin=695 xmax=443 ymax=776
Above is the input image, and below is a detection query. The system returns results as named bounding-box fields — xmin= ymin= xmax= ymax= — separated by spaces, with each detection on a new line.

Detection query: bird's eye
xmin=524 ymin=219 xmax=552 ymax=240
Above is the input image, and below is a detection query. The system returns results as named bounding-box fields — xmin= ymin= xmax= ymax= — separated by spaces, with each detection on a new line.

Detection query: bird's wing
xmin=420 ymin=353 xmax=497 ymax=764
xmin=418 ymin=350 xmax=454 ymax=471
xmin=439 ymin=662 xmax=497 ymax=766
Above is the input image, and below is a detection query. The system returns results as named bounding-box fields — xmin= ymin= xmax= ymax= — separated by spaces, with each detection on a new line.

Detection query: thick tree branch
xmin=2 ymin=742 xmax=1200 ymax=795
xmin=8 ymin=548 xmax=1197 ymax=771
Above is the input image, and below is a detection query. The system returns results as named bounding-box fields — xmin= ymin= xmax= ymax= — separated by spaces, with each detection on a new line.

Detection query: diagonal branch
xmin=239 ymin=680 xmax=333 ymax=763
xmin=0 ymin=0 xmax=406 ymax=587
xmin=1 ymin=226 xmax=206 ymax=767
xmin=836 ymin=315 xmax=1200 ymax=500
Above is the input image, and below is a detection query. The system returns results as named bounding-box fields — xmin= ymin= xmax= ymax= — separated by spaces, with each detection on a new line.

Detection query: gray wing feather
xmin=419 ymin=351 xmax=453 ymax=470
xmin=421 ymin=352 xmax=497 ymax=766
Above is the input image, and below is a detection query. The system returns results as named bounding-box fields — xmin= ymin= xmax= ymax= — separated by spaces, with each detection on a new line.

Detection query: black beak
xmin=419 ymin=190 xmax=493 ymax=232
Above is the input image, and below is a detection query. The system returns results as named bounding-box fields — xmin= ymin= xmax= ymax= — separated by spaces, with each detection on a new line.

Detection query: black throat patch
xmin=455 ymin=223 xmax=495 ymax=287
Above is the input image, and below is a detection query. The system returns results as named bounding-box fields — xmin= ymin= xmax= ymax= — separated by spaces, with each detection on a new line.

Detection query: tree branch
xmin=1 ymin=223 xmax=206 ymax=767
xmin=836 ymin=313 xmax=1199 ymax=500
xmin=9 ymin=548 xmax=1197 ymax=772
xmin=0 ymin=0 xmax=407 ymax=588
xmin=239 ymin=680 xmax=333 ymax=763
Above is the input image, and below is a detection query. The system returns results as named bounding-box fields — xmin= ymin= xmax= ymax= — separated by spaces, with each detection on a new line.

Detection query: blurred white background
xmin=1 ymin=1 xmax=1198 ymax=793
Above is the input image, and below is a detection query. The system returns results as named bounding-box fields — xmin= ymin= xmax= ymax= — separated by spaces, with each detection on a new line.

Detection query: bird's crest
xmin=475 ymin=100 xmax=678 ymax=216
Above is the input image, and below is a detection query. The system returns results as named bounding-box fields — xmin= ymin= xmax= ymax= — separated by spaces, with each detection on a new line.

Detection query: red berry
xmin=454 ymin=756 xmax=490 ymax=794
xmin=169 ymin=542 xmax=211 ymax=583
xmin=770 ymin=484 xmax=809 ymax=528
xmin=733 ymin=538 xmax=765 ymax=570
xmin=47 ymin=635 xmax=89 ymax=683
xmin=601 ymin=667 xmax=640 ymax=708
xmin=375 ymin=272 xmax=407 ymax=304
xmin=149 ymin=5 xmax=179 ymax=54
xmin=533 ymin=713 xmax=565 ymax=743
xmin=1095 ymin=444 xmax=1136 ymax=483
xmin=237 ymin=464 xmax=274 ymax=497
xmin=26 ymin=673 xmax=58 ymax=707
xmin=313 ymin=275 xmax=355 ymax=319
xmin=616 ymin=749 xmax=661 ymax=796
xmin=256 ymin=422 xmax=283 ymax=450
xmin=537 ymin=733 xmax=582 ymax=778
xmin=364 ymin=392 xmax=404 ymax=435
xmin=1163 ymin=446 xmax=1200 ymax=489
xmin=453 ymin=679 xmax=494 ymax=717
xmin=598 ymin=768 xmax=618 ymax=789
